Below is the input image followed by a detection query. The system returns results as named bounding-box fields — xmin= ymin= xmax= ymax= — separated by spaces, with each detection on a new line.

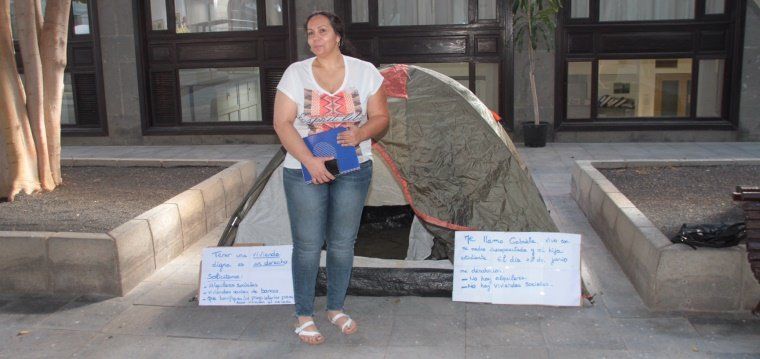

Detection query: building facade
xmin=13 ymin=0 xmax=757 ymax=145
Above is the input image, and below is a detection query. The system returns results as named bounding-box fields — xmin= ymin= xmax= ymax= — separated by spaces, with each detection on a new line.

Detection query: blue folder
xmin=301 ymin=127 xmax=361 ymax=184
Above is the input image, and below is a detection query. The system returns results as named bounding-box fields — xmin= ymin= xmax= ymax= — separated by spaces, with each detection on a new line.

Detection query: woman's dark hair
xmin=304 ymin=11 xmax=360 ymax=58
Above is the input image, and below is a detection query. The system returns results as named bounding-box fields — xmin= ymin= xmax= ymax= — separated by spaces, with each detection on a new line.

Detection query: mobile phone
xmin=324 ymin=159 xmax=340 ymax=176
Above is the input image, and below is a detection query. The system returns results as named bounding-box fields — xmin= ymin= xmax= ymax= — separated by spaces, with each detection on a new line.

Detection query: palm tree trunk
xmin=0 ymin=0 xmax=41 ymax=201
xmin=528 ymin=43 xmax=540 ymax=125
xmin=40 ymin=0 xmax=71 ymax=185
xmin=527 ymin=7 xmax=541 ymax=126
xmin=15 ymin=0 xmax=55 ymax=190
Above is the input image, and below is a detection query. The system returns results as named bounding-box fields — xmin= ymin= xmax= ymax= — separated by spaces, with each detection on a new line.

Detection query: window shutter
xmin=73 ymin=73 xmax=99 ymax=126
xmin=262 ymin=69 xmax=284 ymax=123
xmin=150 ymin=71 xmax=178 ymax=125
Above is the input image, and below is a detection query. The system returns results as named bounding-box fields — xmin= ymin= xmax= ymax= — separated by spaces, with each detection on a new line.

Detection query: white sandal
xmin=329 ymin=313 xmax=356 ymax=334
xmin=294 ymin=321 xmax=324 ymax=344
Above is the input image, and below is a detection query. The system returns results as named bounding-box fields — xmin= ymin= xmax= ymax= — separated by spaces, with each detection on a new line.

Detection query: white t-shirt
xmin=277 ymin=55 xmax=384 ymax=169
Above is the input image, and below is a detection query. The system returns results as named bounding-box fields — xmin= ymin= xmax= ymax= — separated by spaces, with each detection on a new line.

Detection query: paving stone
xmin=468 ymin=298 xmax=551 ymax=316
xmin=142 ymin=263 xmax=182 ymax=283
xmin=101 ymin=305 xmax=176 ymax=336
xmin=105 ymin=304 xmax=254 ymax=340
xmin=133 ymin=283 xmax=198 ymax=307
xmin=394 ymin=296 xmax=466 ymax=319
xmin=387 ymin=344 xmax=466 ymax=359
xmin=468 ymin=345 xmax=549 ymax=359
xmin=37 ymin=299 xmax=131 ymax=331
xmin=466 ymin=316 xmax=545 ymax=348
xmin=0 ymin=232 xmax=51 ymax=294
xmin=539 ymin=304 xmax=611 ymax=321
xmin=613 ymin=317 xmax=702 ymax=353
xmin=342 ymin=295 xmax=400 ymax=317
xmin=547 ymin=348 xmax=633 ymax=359
xmin=389 ymin=314 xmax=464 ymax=346
xmin=73 ymin=333 xmax=293 ymax=359
xmin=160 ymin=264 xmax=200 ymax=286
xmin=0 ymin=328 xmax=96 ymax=359
xmin=604 ymin=302 xmax=662 ymax=320
xmin=285 ymin=342 xmax=386 ymax=358
xmin=702 ymin=335 xmax=760 ymax=358
xmin=541 ymin=318 xmax=626 ymax=350
xmin=238 ymin=305 xmax=303 ymax=344
xmin=0 ymin=297 xmax=72 ymax=327
xmin=48 ymin=233 xmax=119 ymax=296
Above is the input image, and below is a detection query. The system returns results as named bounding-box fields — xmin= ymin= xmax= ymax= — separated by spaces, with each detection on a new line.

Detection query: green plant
xmin=512 ymin=0 xmax=562 ymax=126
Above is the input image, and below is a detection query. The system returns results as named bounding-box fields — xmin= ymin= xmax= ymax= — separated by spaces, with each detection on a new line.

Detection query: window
xmin=600 ymin=0 xmax=694 ymax=22
xmin=265 ymin=0 xmax=283 ymax=26
xmin=174 ymin=0 xmax=258 ymax=33
xmin=705 ymin=0 xmax=725 ymax=14
xmin=378 ymin=0 xmax=468 ymax=26
xmin=475 ymin=63 xmax=499 ymax=110
xmin=478 ymin=0 xmax=496 ymax=20
xmin=597 ymin=59 xmax=692 ymax=118
xmin=72 ymin=0 xmax=90 ymax=35
xmin=141 ymin=0 xmax=292 ymax=132
xmin=696 ymin=59 xmax=724 ymax=117
xmin=351 ymin=0 xmax=369 ymax=23
xmin=566 ymin=62 xmax=591 ymax=119
xmin=338 ymin=0 xmax=508 ymax=125
xmin=150 ymin=0 xmax=168 ymax=30
xmin=179 ymin=68 xmax=262 ymax=123
xmin=61 ymin=73 xmax=77 ymax=125
xmin=557 ymin=0 xmax=744 ymax=129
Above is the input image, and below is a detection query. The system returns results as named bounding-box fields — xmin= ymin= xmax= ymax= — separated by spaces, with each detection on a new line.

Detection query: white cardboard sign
xmin=199 ymin=245 xmax=294 ymax=306
xmin=452 ymin=232 xmax=581 ymax=306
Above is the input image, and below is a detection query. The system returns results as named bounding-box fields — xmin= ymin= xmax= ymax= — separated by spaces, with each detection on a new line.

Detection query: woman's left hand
xmin=337 ymin=123 xmax=364 ymax=147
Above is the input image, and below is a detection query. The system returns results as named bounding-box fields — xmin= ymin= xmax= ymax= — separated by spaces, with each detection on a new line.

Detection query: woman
xmin=272 ymin=11 xmax=389 ymax=345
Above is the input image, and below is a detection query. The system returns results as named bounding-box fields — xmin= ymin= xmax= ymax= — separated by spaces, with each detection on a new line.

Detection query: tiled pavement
xmin=1 ymin=142 xmax=759 ymax=358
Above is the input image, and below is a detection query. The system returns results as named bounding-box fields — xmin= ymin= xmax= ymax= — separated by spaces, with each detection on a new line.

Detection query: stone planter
xmin=0 ymin=159 xmax=256 ymax=297
xmin=571 ymin=159 xmax=760 ymax=312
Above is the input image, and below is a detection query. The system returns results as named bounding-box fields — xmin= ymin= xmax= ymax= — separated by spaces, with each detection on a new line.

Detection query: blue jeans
xmin=283 ymin=160 xmax=372 ymax=317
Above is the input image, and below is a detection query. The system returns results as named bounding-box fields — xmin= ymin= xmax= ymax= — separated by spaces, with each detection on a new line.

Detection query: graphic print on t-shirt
xmin=300 ymin=88 xmax=365 ymax=157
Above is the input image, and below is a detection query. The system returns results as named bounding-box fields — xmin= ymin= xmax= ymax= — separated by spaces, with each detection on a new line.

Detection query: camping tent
xmin=219 ymin=65 xmax=558 ymax=295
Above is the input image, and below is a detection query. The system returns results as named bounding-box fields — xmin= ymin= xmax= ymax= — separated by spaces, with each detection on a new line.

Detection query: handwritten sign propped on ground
xmin=453 ymin=232 xmax=581 ymax=306
xmin=199 ymin=245 xmax=294 ymax=306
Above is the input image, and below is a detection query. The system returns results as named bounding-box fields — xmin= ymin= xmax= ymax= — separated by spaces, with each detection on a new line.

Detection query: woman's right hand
xmin=303 ymin=156 xmax=336 ymax=184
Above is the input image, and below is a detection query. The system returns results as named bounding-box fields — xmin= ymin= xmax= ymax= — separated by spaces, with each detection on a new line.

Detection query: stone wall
xmin=94 ymin=0 xmax=143 ymax=145
xmin=739 ymin=1 xmax=760 ymax=140
xmin=512 ymin=47 xmax=555 ymax=140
